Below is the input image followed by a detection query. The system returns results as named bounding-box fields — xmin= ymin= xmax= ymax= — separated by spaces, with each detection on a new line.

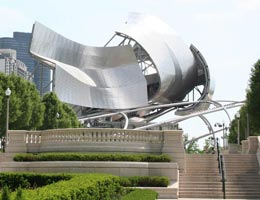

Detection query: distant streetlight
xmin=214 ymin=122 xmax=227 ymax=149
xmin=236 ymin=112 xmax=240 ymax=145
xmin=56 ymin=112 xmax=60 ymax=129
xmin=4 ymin=88 xmax=11 ymax=153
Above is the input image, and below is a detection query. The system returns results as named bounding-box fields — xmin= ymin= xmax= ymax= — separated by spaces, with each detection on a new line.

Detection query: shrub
xmin=20 ymin=174 xmax=121 ymax=200
xmin=1 ymin=186 xmax=11 ymax=200
xmin=0 ymin=173 xmax=72 ymax=191
xmin=122 ymin=189 xmax=158 ymax=200
xmin=14 ymin=153 xmax=171 ymax=162
xmin=14 ymin=187 xmax=24 ymax=200
xmin=120 ymin=176 xmax=169 ymax=187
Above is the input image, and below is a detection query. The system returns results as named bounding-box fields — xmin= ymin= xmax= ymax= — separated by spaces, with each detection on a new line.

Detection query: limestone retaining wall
xmin=5 ymin=128 xmax=185 ymax=171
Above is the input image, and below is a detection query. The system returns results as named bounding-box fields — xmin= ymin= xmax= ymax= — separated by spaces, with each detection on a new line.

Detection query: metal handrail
xmin=216 ymin=138 xmax=226 ymax=199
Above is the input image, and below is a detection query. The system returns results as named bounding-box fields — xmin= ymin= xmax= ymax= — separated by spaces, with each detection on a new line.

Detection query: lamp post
xmin=56 ymin=112 xmax=60 ymax=129
xmin=236 ymin=112 xmax=240 ymax=145
xmin=4 ymin=88 xmax=11 ymax=153
xmin=214 ymin=122 xmax=226 ymax=149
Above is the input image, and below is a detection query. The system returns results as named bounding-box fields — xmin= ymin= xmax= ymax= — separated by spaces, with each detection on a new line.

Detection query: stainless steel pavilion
xmin=29 ymin=13 xmax=215 ymax=128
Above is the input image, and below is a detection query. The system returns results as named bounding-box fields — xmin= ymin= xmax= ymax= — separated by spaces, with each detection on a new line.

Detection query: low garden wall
xmin=0 ymin=161 xmax=178 ymax=179
xmin=6 ymin=128 xmax=185 ymax=171
xmin=241 ymin=136 xmax=260 ymax=173
xmin=4 ymin=128 xmax=184 ymax=199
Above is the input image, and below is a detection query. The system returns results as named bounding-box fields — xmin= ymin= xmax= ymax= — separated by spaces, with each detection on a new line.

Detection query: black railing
xmin=216 ymin=138 xmax=226 ymax=199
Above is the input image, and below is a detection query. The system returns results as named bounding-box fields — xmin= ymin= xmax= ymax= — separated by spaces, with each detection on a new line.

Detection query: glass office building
xmin=0 ymin=32 xmax=50 ymax=94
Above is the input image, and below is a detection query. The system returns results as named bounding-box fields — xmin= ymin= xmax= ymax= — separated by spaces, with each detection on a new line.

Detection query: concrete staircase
xmin=179 ymin=154 xmax=224 ymax=198
xmin=223 ymin=154 xmax=260 ymax=199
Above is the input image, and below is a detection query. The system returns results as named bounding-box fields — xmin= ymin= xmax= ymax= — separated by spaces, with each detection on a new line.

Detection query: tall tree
xmin=40 ymin=92 xmax=80 ymax=130
xmin=228 ymin=105 xmax=247 ymax=143
xmin=0 ymin=73 xmax=44 ymax=136
xmin=246 ymin=59 xmax=260 ymax=134
xmin=228 ymin=59 xmax=260 ymax=143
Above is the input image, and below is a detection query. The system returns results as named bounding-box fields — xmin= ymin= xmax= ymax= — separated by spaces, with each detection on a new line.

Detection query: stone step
xmin=185 ymin=163 xmax=218 ymax=166
xmin=224 ymin=157 xmax=257 ymax=160
xmin=180 ymin=173 xmax=221 ymax=177
xmin=225 ymin=187 xmax=260 ymax=191
xmin=225 ymin=164 xmax=258 ymax=167
xmin=180 ymin=177 xmax=222 ymax=182
xmin=185 ymin=168 xmax=219 ymax=171
xmin=180 ymin=181 xmax=222 ymax=185
xmin=180 ymin=188 xmax=222 ymax=192
xmin=226 ymin=181 xmax=260 ymax=184
xmin=225 ymin=177 xmax=260 ymax=181
xmin=225 ymin=192 xmax=260 ymax=197
xmin=225 ymin=171 xmax=259 ymax=175
xmin=185 ymin=159 xmax=218 ymax=162
xmin=185 ymin=154 xmax=217 ymax=157
xmin=224 ymin=162 xmax=258 ymax=165
xmin=179 ymin=183 xmax=222 ymax=188
xmin=225 ymin=166 xmax=259 ymax=168
xmin=179 ymin=191 xmax=224 ymax=198
xmin=180 ymin=153 xmax=260 ymax=199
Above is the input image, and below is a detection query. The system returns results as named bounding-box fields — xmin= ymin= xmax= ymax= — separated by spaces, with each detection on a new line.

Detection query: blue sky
xmin=1 ymin=0 xmax=260 ymax=146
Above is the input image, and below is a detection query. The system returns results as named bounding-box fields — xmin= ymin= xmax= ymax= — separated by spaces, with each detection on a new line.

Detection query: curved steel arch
xmin=198 ymin=115 xmax=216 ymax=146
xmin=134 ymin=101 xmax=244 ymax=130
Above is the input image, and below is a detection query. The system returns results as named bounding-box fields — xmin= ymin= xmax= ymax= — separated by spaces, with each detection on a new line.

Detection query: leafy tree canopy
xmin=0 ymin=73 xmax=44 ymax=136
xmin=40 ymin=92 xmax=80 ymax=130
xmin=246 ymin=59 xmax=260 ymax=134
xmin=229 ymin=59 xmax=260 ymax=143
xmin=0 ymin=73 xmax=80 ymax=136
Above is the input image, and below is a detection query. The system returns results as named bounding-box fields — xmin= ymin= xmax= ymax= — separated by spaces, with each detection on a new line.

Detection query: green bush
xmin=122 ymin=189 xmax=158 ymax=200
xmin=120 ymin=176 xmax=169 ymax=187
xmin=18 ymin=174 xmax=121 ymax=200
xmin=0 ymin=173 xmax=72 ymax=191
xmin=14 ymin=153 xmax=171 ymax=162
xmin=1 ymin=186 xmax=11 ymax=200
xmin=0 ymin=173 xmax=165 ymax=200
xmin=14 ymin=187 xmax=23 ymax=200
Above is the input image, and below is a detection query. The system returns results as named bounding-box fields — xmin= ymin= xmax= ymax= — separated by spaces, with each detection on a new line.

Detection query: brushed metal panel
xmin=30 ymin=22 xmax=148 ymax=109
xmin=116 ymin=13 xmax=199 ymax=103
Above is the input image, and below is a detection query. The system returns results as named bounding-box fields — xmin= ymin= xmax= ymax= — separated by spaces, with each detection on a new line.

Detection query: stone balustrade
xmin=6 ymin=128 xmax=185 ymax=171
xmin=241 ymin=140 xmax=249 ymax=154
xmin=241 ymin=136 xmax=260 ymax=155
xmin=241 ymin=136 xmax=260 ymax=173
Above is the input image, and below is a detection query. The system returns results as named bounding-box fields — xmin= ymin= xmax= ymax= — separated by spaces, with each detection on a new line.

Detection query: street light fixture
xmin=214 ymin=122 xmax=227 ymax=149
xmin=236 ymin=112 xmax=240 ymax=145
xmin=56 ymin=112 xmax=60 ymax=129
xmin=4 ymin=87 xmax=11 ymax=153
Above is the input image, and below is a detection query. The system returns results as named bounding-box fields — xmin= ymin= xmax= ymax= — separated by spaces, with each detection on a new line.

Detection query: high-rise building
xmin=0 ymin=32 xmax=50 ymax=94
xmin=0 ymin=49 xmax=33 ymax=81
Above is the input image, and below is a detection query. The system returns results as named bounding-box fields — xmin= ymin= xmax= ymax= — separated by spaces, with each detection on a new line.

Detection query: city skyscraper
xmin=0 ymin=32 xmax=50 ymax=94
xmin=0 ymin=49 xmax=33 ymax=81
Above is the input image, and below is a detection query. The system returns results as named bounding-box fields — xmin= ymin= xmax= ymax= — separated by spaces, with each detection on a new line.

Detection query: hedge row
xmin=122 ymin=189 xmax=158 ymax=200
xmin=120 ymin=176 xmax=169 ymax=187
xmin=10 ymin=174 xmax=121 ymax=200
xmin=13 ymin=153 xmax=171 ymax=162
xmin=0 ymin=173 xmax=165 ymax=200
xmin=0 ymin=173 xmax=72 ymax=191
